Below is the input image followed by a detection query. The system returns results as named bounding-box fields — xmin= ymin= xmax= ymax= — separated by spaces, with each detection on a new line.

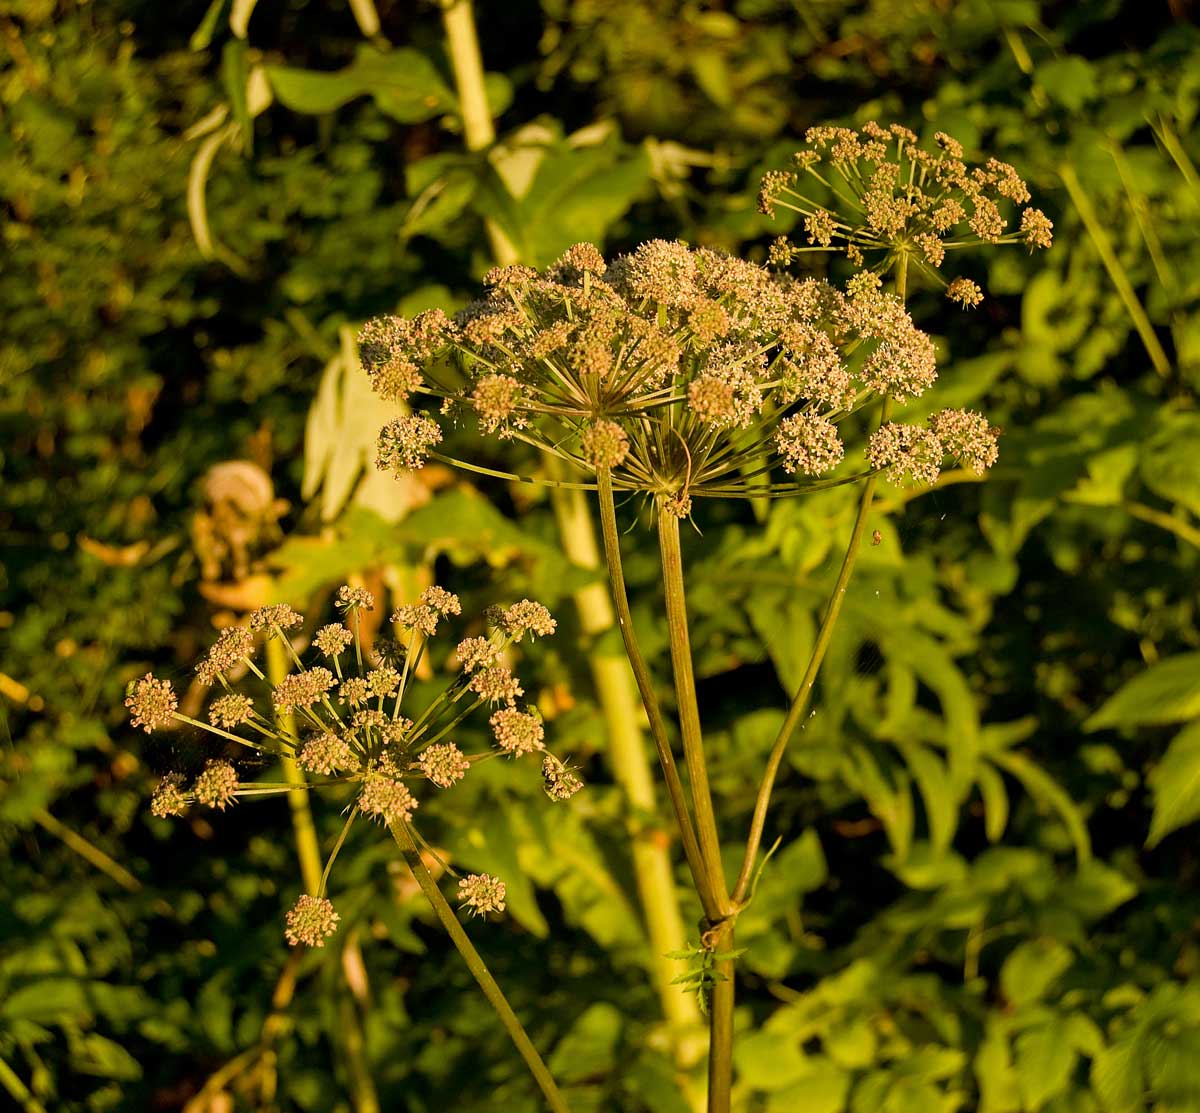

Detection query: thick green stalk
xmin=595 ymin=471 xmax=719 ymax=921
xmin=388 ymin=821 xmax=572 ymax=1113
xmin=266 ymin=637 xmax=323 ymax=895
xmin=549 ymin=472 xmax=702 ymax=1045
xmin=439 ymin=0 xmax=519 ymax=265
xmin=653 ymin=503 xmax=735 ymax=1113
xmin=442 ymin=0 xmax=702 ymax=1067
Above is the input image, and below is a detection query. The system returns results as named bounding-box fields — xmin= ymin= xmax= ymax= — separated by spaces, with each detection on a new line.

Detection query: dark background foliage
xmin=3 ymin=1 xmax=1199 ymax=1110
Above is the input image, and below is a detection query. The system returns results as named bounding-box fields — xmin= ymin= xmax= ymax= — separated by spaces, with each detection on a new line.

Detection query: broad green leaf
xmin=1015 ymin=1021 xmax=1077 ymax=1110
xmin=1038 ymin=56 xmax=1098 ymax=111
xmin=976 ymin=1029 xmax=1021 ymax=1113
xmin=72 ymin=1033 xmax=142 ymax=1081
xmin=1086 ymin=652 xmax=1200 ymax=729
xmin=1137 ymin=410 xmax=1200 ymax=515
xmin=766 ymin=1059 xmax=850 ymax=1113
xmin=1146 ymin=720 xmax=1200 ymax=846
xmin=267 ymin=47 xmax=456 ymax=123
xmin=548 ymin=1003 xmax=622 ymax=1084
xmin=1000 ymin=938 xmax=1073 ymax=1006
xmin=1091 ymin=1036 xmax=1144 ymax=1112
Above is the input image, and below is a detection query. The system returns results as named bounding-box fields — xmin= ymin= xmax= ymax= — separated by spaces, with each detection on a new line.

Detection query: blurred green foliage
xmin=2 ymin=0 xmax=1200 ymax=1110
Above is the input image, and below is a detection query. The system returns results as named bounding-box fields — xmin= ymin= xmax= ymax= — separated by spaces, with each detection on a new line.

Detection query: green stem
xmin=439 ymin=0 xmax=520 ymax=266
xmin=548 ymin=462 xmax=702 ymax=1051
xmin=266 ymin=638 xmax=323 ymax=895
xmin=731 ymin=253 xmax=909 ymax=906
xmin=388 ymin=820 xmax=572 ymax=1113
xmin=0 ymin=1056 xmax=46 ymax=1113
xmin=32 ymin=808 xmax=142 ymax=892
xmin=1059 ymin=162 xmax=1172 ymax=380
xmin=595 ymin=471 xmax=719 ymax=921
xmin=653 ymin=503 xmax=735 ymax=1113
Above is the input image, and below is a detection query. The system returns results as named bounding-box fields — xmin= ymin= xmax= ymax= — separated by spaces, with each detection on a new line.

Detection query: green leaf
xmin=896 ymin=743 xmax=959 ymax=853
xmin=1137 ymin=412 xmax=1200 ymax=513
xmin=267 ymin=46 xmax=456 ymax=123
xmin=991 ymin=749 xmax=1091 ymax=862
xmin=1000 ymin=938 xmax=1073 ymax=1006
xmin=1086 ymin=652 xmax=1200 ymax=729
xmin=221 ymin=40 xmax=251 ymax=148
xmin=1146 ymin=720 xmax=1200 ymax=846
xmin=71 ymin=1033 xmax=143 ymax=1081
xmin=1038 ymin=57 xmax=1098 ymax=111
xmin=1014 ymin=1021 xmax=1077 ymax=1110
xmin=1091 ymin=1036 xmax=1144 ymax=1112
xmin=976 ymin=1029 xmax=1021 ymax=1113
xmin=977 ymin=763 xmax=1010 ymax=843
xmin=548 ymin=1003 xmax=622 ymax=1084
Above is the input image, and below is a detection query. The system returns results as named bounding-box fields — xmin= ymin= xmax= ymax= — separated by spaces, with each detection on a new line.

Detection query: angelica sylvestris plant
xmin=127 ymin=586 xmax=577 ymax=1112
xmin=360 ymin=124 xmax=1051 ymax=1113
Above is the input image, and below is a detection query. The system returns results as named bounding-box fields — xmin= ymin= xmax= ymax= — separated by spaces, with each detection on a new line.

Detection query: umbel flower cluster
xmin=126 ymin=586 xmax=579 ymax=946
xmin=758 ymin=122 xmax=1053 ymax=307
xmin=363 ymin=239 xmax=998 ymax=510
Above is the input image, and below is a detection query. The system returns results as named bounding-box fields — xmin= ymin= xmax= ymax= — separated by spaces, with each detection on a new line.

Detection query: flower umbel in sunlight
xmin=758 ymin=122 xmax=1053 ymax=305
xmin=363 ymin=238 xmax=999 ymax=510
xmin=127 ymin=587 xmax=575 ymax=946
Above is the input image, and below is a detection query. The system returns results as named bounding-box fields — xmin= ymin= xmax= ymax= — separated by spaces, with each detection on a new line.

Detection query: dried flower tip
xmin=358 ymin=768 xmax=418 ymax=823
xmin=420 ymin=742 xmax=471 ymax=788
xmin=482 ymin=263 xmax=537 ymax=287
xmin=490 ymin=707 xmax=545 ymax=756
xmin=273 ymin=667 xmax=336 ymax=711
xmin=249 ymin=604 xmax=303 ymax=633
xmin=313 ymin=623 xmax=354 ymax=658
xmin=928 ymin=409 xmax=999 ymax=473
xmin=458 ymin=873 xmax=506 ymax=917
xmin=867 ymin=423 xmax=944 ymax=487
xmin=209 ymin=693 xmax=254 ymax=729
xmin=150 ymin=773 xmax=187 ymax=818
xmin=946 ymin=277 xmax=984 ymax=308
xmin=377 ymin=414 xmax=442 ymax=473
xmin=335 ymin=585 xmax=375 ymax=612
xmin=501 ymin=600 xmax=556 ymax=641
xmin=454 ymin=636 xmax=497 ymax=674
xmin=298 ymin=732 xmax=357 ymax=776
xmin=126 ymin=673 xmax=177 ymax=733
xmin=285 ymin=894 xmax=340 ymax=948
xmin=472 ymin=375 xmax=526 ymax=434
xmin=663 ymin=491 xmax=693 ymax=519
xmin=1020 ymin=207 xmax=1054 ymax=249
xmin=470 ymin=665 xmax=524 ymax=707
xmin=580 ymin=420 xmax=630 ymax=470
xmin=420 ymin=586 xmax=461 ymax=617
xmin=196 ymin=625 xmax=255 ymax=685
xmin=193 ymin=759 xmax=238 ymax=810
xmin=775 ymin=414 xmax=845 ymax=476
xmin=339 ymin=677 xmax=370 ymax=708
xmin=542 ymin=754 xmax=584 ymax=801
